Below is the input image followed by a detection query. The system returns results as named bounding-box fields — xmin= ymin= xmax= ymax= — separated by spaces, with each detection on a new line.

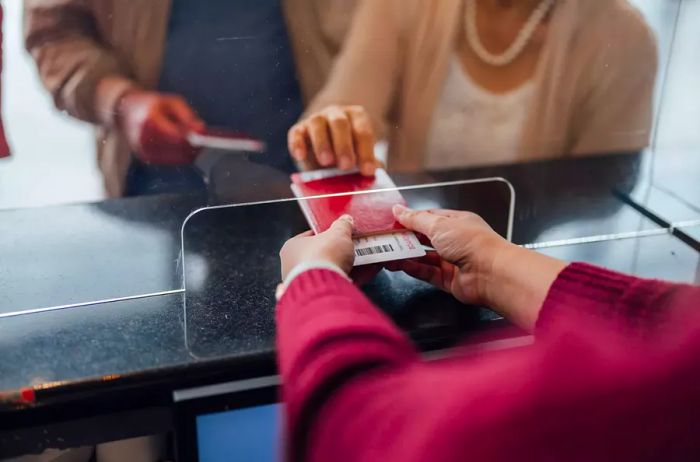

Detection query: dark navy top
xmin=158 ymin=0 xmax=303 ymax=171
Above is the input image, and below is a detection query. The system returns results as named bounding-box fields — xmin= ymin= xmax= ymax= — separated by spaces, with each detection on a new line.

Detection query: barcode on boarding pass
xmin=353 ymin=231 xmax=426 ymax=266
xmin=355 ymin=244 xmax=394 ymax=257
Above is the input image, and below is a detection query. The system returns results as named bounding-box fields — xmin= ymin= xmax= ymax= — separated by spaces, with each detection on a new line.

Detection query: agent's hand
xmin=117 ymin=90 xmax=205 ymax=165
xmin=387 ymin=205 xmax=508 ymax=306
xmin=388 ymin=205 xmax=567 ymax=331
xmin=279 ymin=215 xmax=356 ymax=281
xmin=288 ymin=105 xmax=380 ymax=176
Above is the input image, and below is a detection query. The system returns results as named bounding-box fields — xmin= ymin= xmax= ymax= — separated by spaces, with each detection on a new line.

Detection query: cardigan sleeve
xmin=24 ymin=0 xmax=137 ymax=126
xmin=570 ymin=2 xmax=658 ymax=155
xmin=304 ymin=0 xmax=407 ymax=139
xmin=277 ymin=267 xmax=700 ymax=462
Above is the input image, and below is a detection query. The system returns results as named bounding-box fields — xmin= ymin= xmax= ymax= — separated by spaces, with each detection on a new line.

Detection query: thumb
xmin=327 ymin=214 xmax=354 ymax=237
xmin=164 ymin=97 xmax=205 ymax=131
xmin=393 ymin=205 xmax=440 ymax=238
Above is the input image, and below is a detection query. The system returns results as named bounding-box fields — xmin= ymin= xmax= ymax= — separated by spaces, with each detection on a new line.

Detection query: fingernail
xmin=339 ymin=156 xmax=352 ymax=170
xmin=361 ymin=162 xmax=376 ymax=176
xmin=340 ymin=214 xmax=354 ymax=224
xmin=293 ymin=149 xmax=305 ymax=160
xmin=320 ymin=150 xmax=334 ymax=166
xmin=393 ymin=204 xmax=407 ymax=216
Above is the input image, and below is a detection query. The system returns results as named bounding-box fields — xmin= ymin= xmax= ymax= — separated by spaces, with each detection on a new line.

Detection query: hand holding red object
xmin=117 ymin=90 xmax=204 ymax=165
xmin=288 ymin=105 xmax=380 ymax=176
xmin=279 ymin=215 xmax=356 ymax=281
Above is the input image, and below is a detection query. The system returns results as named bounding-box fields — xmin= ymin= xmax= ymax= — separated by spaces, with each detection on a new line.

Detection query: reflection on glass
xmin=19 ymin=0 xmax=660 ymax=199
xmin=22 ymin=0 xmax=359 ymax=198
xmin=297 ymin=0 xmax=658 ymax=173
xmin=181 ymin=179 xmax=514 ymax=359
xmin=1 ymin=1 xmax=696 ymax=330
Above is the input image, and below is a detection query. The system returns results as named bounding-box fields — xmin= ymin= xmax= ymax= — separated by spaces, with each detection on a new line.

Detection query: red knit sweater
xmin=276 ymin=263 xmax=700 ymax=462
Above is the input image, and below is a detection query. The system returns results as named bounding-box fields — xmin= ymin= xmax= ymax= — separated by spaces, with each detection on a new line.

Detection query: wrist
xmin=114 ymin=87 xmax=146 ymax=130
xmin=284 ymin=259 xmax=349 ymax=285
xmin=95 ymin=75 xmax=140 ymax=128
xmin=481 ymin=244 xmax=567 ymax=332
xmin=278 ymin=260 xmax=350 ymax=300
xmin=478 ymin=239 xmax=521 ymax=307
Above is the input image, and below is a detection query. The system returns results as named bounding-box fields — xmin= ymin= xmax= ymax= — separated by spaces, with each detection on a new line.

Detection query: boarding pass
xmin=353 ymin=230 xmax=426 ymax=266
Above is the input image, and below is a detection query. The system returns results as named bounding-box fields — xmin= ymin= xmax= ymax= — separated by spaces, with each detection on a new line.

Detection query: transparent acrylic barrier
xmin=0 ymin=159 xmax=302 ymax=319
xmin=4 ymin=0 xmax=692 ymax=321
xmin=0 ymin=195 xmax=201 ymax=319
xmin=181 ymin=178 xmax=514 ymax=360
xmin=648 ymin=0 xmax=700 ymax=211
xmin=622 ymin=0 xmax=700 ymax=229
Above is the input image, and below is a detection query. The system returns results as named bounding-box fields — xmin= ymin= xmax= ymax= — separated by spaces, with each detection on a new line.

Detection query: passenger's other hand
xmin=388 ymin=205 xmax=567 ymax=332
xmin=279 ymin=215 xmax=356 ymax=281
xmin=386 ymin=205 xmax=508 ymax=306
xmin=117 ymin=90 xmax=205 ymax=165
xmin=288 ymin=105 xmax=380 ymax=176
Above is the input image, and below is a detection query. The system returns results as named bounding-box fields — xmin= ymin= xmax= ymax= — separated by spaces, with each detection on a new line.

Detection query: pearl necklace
xmin=465 ymin=0 xmax=555 ymax=67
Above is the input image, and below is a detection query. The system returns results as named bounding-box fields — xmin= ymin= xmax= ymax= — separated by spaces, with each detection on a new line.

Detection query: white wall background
xmin=0 ymin=0 xmax=103 ymax=210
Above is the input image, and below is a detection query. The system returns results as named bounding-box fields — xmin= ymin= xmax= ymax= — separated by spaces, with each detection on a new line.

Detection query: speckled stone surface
xmin=1 ymin=152 xmax=695 ymax=409
xmin=0 ymin=193 xmax=205 ymax=315
xmin=181 ymin=196 xmax=504 ymax=361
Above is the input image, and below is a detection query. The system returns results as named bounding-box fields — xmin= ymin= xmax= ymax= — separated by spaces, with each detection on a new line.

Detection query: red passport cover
xmin=291 ymin=169 xmax=406 ymax=236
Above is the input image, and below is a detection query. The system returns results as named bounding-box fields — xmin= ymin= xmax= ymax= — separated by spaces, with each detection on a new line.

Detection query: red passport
xmin=290 ymin=169 xmax=406 ymax=236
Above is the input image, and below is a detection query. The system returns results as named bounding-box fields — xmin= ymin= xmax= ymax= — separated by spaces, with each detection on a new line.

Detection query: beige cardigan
xmin=24 ymin=0 xmax=357 ymax=197
xmin=308 ymin=0 xmax=658 ymax=172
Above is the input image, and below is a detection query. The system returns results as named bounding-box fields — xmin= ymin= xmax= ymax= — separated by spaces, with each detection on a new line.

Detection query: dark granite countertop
xmin=0 ymin=193 xmax=205 ymax=315
xmin=1 ymin=152 xmax=696 ymax=429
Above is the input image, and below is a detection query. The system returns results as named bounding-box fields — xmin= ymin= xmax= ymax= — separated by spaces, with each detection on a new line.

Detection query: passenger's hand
xmin=288 ymin=105 xmax=380 ymax=176
xmin=117 ymin=90 xmax=205 ymax=165
xmin=386 ymin=205 xmax=508 ymax=306
xmin=279 ymin=215 xmax=356 ymax=281
xmin=388 ymin=205 xmax=567 ymax=332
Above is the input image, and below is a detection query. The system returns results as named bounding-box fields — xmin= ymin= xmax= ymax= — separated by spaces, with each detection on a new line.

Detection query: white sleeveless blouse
xmin=425 ymin=56 xmax=536 ymax=170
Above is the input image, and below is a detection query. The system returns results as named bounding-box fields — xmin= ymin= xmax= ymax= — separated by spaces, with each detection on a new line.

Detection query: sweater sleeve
xmin=276 ymin=268 xmax=418 ymax=462
xmin=570 ymin=2 xmax=658 ymax=155
xmin=23 ymin=0 xmax=137 ymax=126
xmin=537 ymin=262 xmax=700 ymax=339
xmin=277 ymin=268 xmax=700 ymax=462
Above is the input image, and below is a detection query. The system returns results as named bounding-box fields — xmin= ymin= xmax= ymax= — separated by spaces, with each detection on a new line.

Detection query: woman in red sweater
xmin=276 ymin=205 xmax=700 ymax=462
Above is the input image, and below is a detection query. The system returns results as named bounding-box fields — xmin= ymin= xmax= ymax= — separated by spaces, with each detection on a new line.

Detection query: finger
xmin=307 ymin=114 xmax=335 ymax=167
xmin=288 ymin=123 xmax=309 ymax=161
xmin=416 ymin=232 xmax=432 ymax=248
xmin=385 ymin=253 xmax=443 ymax=273
xmin=390 ymin=259 xmax=446 ymax=290
xmin=165 ymin=97 xmax=205 ymax=131
xmin=413 ymin=251 xmax=444 ymax=267
xmin=327 ymin=214 xmax=354 ymax=237
xmin=383 ymin=253 xmax=439 ymax=271
xmin=149 ymin=111 xmax=184 ymax=141
xmin=291 ymin=230 xmax=315 ymax=239
xmin=392 ymin=204 xmax=442 ymax=238
xmin=325 ymin=107 xmax=356 ymax=170
xmin=142 ymin=113 xmax=196 ymax=164
xmin=346 ymin=106 xmax=376 ymax=176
